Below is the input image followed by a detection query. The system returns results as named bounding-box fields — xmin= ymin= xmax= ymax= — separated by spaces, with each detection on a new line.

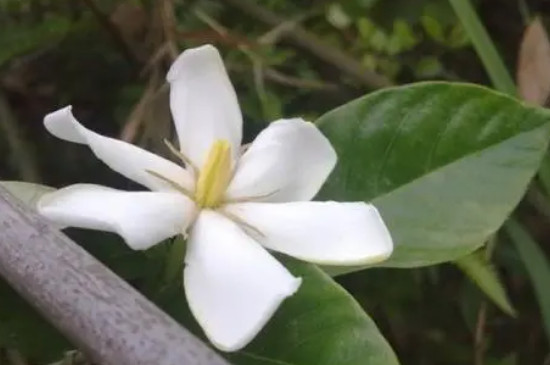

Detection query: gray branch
xmin=0 ymin=186 xmax=230 ymax=365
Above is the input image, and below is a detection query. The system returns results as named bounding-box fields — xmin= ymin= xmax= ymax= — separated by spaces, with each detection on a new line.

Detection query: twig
xmin=195 ymin=9 xmax=338 ymax=98
xmin=194 ymin=9 xmax=231 ymax=39
xmin=473 ymin=303 xmax=487 ymax=365
xmin=472 ymin=235 xmax=497 ymax=365
xmin=159 ymin=0 xmax=179 ymax=61
xmin=0 ymin=186 xmax=230 ymax=365
xmin=250 ymin=66 xmax=339 ymax=91
xmin=120 ymin=0 xmax=179 ymax=143
xmin=257 ymin=10 xmax=318 ymax=45
xmin=221 ymin=0 xmax=393 ymax=89
xmin=80 ymin=0 xmax=139 ymax=66
xmin=120 ymin=69 xmax=163 ymax=142
xmin=194 ymin=9 xmax=271 ymax=116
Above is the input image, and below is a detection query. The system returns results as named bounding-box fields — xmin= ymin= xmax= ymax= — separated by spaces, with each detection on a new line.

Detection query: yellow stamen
xmin=146 ymin=169 xmax=193 ymax=198
xmin=219 ymin=210 xmax=265 ymax=238
xmin=163 ymin=139 xmax=198 ymax=174
xmin=223 ymin=189 xmax=280 ymax=204
xmin=195 ymin=140 xmax=232 ymax=208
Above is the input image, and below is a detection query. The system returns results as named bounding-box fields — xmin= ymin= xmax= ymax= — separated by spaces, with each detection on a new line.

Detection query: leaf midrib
xmin=372 ymin=121 xmax=550 ymax=203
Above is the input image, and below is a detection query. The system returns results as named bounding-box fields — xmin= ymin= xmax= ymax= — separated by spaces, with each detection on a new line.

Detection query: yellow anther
xmin=146 ymin=169 xmax=193 ymax=198
xmin=163 ymin=139 xmax=198 ymax=174
xmin=195 ymin=140 xmax=232 ymax=208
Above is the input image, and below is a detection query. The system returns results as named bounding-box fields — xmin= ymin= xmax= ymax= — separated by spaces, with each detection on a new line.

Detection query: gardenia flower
xmin=38 ymin=44 xmax=393 ymax=352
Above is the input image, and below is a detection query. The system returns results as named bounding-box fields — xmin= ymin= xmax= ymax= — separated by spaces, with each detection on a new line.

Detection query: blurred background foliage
xmin=0 ymin=0 xmax=550 ymax=364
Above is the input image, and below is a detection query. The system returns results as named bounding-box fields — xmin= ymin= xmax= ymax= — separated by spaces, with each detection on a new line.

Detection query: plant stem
xmin=448 ymin=0 xmax=516 ymax=96
xmin=537 ymin=152 xmax=550 ymax=195
xmin=504 ymin=218 xmax=550 ymax=348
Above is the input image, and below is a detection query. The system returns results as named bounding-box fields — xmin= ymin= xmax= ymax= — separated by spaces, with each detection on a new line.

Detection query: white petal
xmin=38 ymin=184 xmax=196 ymax=250
xmin=184 ymin=210 xmax=301 ymax=352
xmin=225 ymin=202 xmax=393 ymax=265
xmin=44 ymin=106 xmax=193 ymax=192
xmin=167 ymin=45 xmax=242 ymax=168
xmin=226 ymin=118 xmax=336 ymax=202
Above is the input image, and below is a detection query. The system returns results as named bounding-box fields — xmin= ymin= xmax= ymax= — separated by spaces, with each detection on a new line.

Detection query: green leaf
xmin=455 ymin=251 xmax=516 ymax=316
xmin=505 ymin=219 xmax=550 ymax=347
xmin=232 ymin=259 xmax=398 ymax=365
xmin=0 ymin=181 xmax=54 ymax=207
xmin=317 ymin=82 xmax=550 ymax=270
xmin=161 ymin=258 xmax=399 ymax=365
xmin=421 ymin=15 xmax=446 ymax=43
xmin=0 ymin=15 xmax=72 ymax=67
xmin=0 ymin=279 xmax=70 ymax=361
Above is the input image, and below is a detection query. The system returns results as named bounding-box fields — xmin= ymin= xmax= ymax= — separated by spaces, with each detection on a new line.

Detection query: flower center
xmin=194 ymin=140 xmax=232 ymax=208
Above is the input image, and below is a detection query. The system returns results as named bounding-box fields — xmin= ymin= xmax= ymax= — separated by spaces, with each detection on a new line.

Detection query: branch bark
xmin=221 ymin=0 xmax=393 ymax=89
xmin=0 ymin=187 xmax=230 ymax=365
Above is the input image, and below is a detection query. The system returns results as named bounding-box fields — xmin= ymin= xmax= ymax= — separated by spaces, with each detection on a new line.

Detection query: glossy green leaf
xmin=231 ymin=259 xmax=398 ymax=365
xmin=455 ymin=251 xmax=516 ymax=316
xmin=161 ymin=258 xmax=399 ymax=365
xmin=317 ymin=82 xmax=550 ymax=269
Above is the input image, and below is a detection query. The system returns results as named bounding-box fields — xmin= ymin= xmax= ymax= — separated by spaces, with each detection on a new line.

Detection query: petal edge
xmin=184 ymin=210 xmax=300 ymax=351
xmin=226 ymin=201 xmax=394 ymax=266
xmin=38 ymin=184 xmax=196 ymax=250
xmin=168 ymin=45 xmax=242 ymax=168
xmin=44 ymin=107 xmax=193 ymax=192
xmin=226 ymin=118 xmax=337 ymax=203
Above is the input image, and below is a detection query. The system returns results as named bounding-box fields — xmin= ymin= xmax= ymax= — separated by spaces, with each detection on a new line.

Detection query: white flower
xmin=37 ymin=45 xmax=393 ymax=352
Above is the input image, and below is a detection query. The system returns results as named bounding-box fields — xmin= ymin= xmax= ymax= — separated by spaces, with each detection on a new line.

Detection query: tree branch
xmin=0 ymin=187 xmax=229 ymax=365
